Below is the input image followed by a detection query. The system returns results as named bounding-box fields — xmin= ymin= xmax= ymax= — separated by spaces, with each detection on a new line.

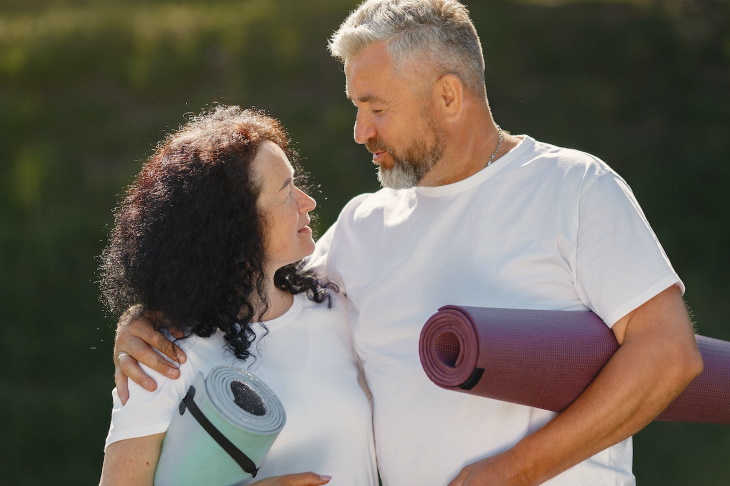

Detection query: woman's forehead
xmin=252 ymin=141 xmax=293 ymax=187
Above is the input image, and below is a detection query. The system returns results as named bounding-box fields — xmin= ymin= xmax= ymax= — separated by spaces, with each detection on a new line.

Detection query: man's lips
xmin=371 ymin=150 xmax=388 ymax=165
xmin=366 ymin=141 xmax=389 ymax=166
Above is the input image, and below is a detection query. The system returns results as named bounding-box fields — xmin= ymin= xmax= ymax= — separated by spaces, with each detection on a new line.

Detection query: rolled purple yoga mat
xmin=419 ymin=306 xmax=730 ymax=424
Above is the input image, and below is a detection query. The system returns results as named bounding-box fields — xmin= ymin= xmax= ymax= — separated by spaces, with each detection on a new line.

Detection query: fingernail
xmin=320 ymin=475 xmax=332 ymax=481
xmin=143 ymin=379 xmax=155 ymax=391
xmin=176 ymin=353 xmax=186 ymax=364
xmin=166 ymin=368 xmax=180 ymax=378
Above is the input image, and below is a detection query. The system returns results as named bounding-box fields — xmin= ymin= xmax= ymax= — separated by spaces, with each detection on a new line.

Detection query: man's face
xmin=344 ymin=43 xmax=446 ymax=189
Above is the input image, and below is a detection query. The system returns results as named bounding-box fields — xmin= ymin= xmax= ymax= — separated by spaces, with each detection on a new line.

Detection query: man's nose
xmin=354 ymin=110 xmax=375 ymax=145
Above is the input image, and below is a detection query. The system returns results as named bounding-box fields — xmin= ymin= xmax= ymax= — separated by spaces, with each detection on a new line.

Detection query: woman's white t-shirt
xmin=105 ymin=292 xmax=377 ymax=485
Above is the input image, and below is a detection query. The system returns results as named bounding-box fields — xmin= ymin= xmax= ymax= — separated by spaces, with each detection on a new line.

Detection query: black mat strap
xmin=460 ymin=367 xmax=485 ymax=390
xmin=179 ymin=385 xmax=259 ymax=477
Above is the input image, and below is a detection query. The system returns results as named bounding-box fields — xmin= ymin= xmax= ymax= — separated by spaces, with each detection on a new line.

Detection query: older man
xmin=113 ymin=1 xmax=702 ymax=485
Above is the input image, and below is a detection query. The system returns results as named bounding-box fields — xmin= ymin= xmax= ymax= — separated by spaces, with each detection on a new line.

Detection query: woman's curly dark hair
xmin=99 ymin=105 xmax=330 ymax=360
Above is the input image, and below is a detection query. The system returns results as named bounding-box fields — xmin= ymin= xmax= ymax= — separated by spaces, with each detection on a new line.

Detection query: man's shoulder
xmin=527 ymin=136 xmax=613 ymax=177
xmin=341 ymin=191 xmax=376 ymax=213
xmin=337 ymin=188 xmax=410 ymax=221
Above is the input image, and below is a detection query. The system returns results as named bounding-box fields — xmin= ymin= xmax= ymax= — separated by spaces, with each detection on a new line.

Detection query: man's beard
xmin=369 ymin=120 xmax=446 ymax=190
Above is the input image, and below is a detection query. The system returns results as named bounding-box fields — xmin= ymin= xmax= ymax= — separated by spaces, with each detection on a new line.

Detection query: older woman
xmin=98 ymin=106 xmax=377 ymax=485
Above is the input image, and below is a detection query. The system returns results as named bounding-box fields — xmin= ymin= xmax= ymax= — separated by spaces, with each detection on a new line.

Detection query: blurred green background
xmin=1 ymin=0 xmax=728 ymax=484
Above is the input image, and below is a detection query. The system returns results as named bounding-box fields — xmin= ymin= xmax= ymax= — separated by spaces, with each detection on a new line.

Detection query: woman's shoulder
xmin=296 ymin=288 xmax=348 ymax=315
xmin=117 ymin=332 xmax=233 ymax=409
xmin=106 ymin=331 xmax=237 ymax=447
xmin=176 ymin=331 xmax=241 ymax=375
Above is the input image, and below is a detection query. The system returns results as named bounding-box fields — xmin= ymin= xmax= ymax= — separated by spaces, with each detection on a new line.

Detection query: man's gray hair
xmin=328 ymin=0 xmax=486 ymax=94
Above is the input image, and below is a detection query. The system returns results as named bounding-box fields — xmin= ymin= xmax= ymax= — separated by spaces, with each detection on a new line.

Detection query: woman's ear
xmin=435 ymin=74 xmax=464 ymax=122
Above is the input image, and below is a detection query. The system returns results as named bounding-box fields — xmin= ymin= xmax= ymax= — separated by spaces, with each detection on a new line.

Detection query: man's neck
xmin=418 ymin=114 xmax=518 ymax=187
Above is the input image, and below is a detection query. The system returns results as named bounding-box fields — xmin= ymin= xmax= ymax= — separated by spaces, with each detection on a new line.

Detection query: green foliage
xmin=1 ymin=0 xmax=728 ymax=484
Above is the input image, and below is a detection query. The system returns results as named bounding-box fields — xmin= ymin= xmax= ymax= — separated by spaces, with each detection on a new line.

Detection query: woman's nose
xmin=298 ymin=188 xmax=316 ymax=212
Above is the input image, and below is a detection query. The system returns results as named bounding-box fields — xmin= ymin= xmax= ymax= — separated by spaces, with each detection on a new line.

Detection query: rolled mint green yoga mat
xmin=154 ymin=366 xmax=286 ymax=486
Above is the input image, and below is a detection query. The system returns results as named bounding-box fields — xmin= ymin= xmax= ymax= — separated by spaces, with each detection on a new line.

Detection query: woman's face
xmin=252 ymin=141 xmax=317 ymax=273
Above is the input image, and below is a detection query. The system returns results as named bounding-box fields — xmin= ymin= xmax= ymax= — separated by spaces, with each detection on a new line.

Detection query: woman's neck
xmin=259 ymin=286 xmax=294 ymax=322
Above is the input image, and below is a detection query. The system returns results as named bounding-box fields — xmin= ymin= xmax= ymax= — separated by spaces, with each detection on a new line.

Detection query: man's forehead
xmin=344 ymin=42 xmax=392 ymax=79
xmin=345 ymin=89 xmax=390 ymax=105
xmin=345 ymin=63 xmax=398 ymax=103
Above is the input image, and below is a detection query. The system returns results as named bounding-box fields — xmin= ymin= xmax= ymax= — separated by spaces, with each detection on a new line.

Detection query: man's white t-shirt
xmin=105 ymin=292 xmax=378 ymax=486
xmin=308 ymin=136 xmax=681 ymax=486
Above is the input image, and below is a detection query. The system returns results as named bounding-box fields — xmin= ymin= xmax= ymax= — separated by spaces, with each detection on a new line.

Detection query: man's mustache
xmin=366 ymin=139 xmax=389 ymax=154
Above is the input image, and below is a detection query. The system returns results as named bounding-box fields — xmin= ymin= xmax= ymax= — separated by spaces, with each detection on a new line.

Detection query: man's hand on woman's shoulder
xmin=113 ymin=305 xmax=187 ymax=404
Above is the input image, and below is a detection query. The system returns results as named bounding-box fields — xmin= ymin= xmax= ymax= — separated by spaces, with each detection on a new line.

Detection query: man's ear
xmin=436 ymin=74 xmax=464 ymax=121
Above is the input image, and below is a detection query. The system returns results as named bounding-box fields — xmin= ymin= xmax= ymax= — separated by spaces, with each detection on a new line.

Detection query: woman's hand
xmin=113 ymin=305 xmax=187 ymax=404
xmin=250 ymin=472 xmax=332 ymax=485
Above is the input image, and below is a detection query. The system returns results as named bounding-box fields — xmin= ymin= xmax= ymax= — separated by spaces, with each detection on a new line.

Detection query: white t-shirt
xmin=105 ymin=292 xmax=378 ymax=486
xmin=307 ymin=135 xmax=681 ymax=486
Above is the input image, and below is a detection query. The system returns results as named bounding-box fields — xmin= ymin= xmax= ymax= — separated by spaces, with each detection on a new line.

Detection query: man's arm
xmin=113 ymin=305 xmax=187 ymax=404
xmin=448 ymin=285 xmax=703 ymax=486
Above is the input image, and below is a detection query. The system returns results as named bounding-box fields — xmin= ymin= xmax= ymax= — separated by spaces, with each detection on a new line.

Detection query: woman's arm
xmin=100 ymin=435 xmax=331 ymax=486
xmin=99 ymin=433 xmax=165 ymax=486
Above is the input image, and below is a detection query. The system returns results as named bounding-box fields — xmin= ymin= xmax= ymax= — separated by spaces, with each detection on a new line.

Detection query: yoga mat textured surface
xmin=419 ymin=306 xmax=730 ymax=424
xmin=154 ymin=366 xmax=286 ymax=486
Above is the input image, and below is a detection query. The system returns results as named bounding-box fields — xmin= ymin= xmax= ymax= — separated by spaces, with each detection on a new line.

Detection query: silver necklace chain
xmin=486 ymin=126 xmax=503 ymax=168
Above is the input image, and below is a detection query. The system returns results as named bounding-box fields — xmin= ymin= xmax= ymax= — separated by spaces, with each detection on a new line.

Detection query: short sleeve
xmin=104 ymin=362 xmax=192 ymax=450
xmin=574 ymin=172 xmax=683 ymax=326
